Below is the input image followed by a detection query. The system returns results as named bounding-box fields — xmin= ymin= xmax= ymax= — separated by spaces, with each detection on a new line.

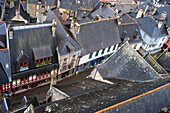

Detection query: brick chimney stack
xmin=9 ymin=27 xmax=14 ymax=40
xmin=159 ymin=11 xmax=167 ymax=21
xmin=52 ymin=19 xmax=57 ymax=37
xmin=136 ymin=9 xmax=143 ymax=18
xmin=149 ymin=5 xmax=157 ymax=15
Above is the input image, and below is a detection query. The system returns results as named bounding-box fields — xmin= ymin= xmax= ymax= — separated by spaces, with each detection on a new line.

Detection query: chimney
xmin=117 ymin=17 xmax=122 ymax=25
xmin=159 ymin=11 xmax=167 ymax=21
xmin=157 ymin=22 xmax=163 ymax=28
xmin=143 ymin=4 xmax=149 ymax=16
xmin=62 ymin=12 xmax=67 ymax=21
xmin=149 ymin=5 xmax=157 ymax=15
xmin=9 ymin=27 xmax=14 ymax=40
xmin=136 ymin=9 xmax=143 ymax=18
xmin=52 ymin=19 xmax=57 ymax=37
xmin=10 ymin=0 xmax=14 ymax=8
xmin=16 ymin=9 xmax=20 ymax=19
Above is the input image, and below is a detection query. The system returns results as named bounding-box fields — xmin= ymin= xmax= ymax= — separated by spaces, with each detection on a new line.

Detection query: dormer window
xmin=35 ymin=57 xmax=52 ymax=67
xmin=19 ymin=62 xmax=29 ymax=71
xmin=17 ymin=51 xmax=29 ymax=72
xmin=32 ymin=46 xmax=53 ymax=67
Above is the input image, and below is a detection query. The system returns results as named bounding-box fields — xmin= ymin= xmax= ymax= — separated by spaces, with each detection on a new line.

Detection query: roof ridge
xmin=97 ymin=82 xmax=170 ymax=112
xmin=126 ymin=43 xmax=163 ymax=79
xmin=79 ymin=17 xmax=117 ymax=26
xmin=156 ymin=48 xmax=168 ymax=60
xmin=148 ymin=53 xmax=168 ymax=74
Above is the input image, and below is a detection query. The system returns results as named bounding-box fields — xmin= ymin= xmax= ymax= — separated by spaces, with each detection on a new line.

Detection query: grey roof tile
xmin=55 ymin=78 xmax=111 ymax=97
xmin=34 ymin=77 xmax=170 ymax=113
xmin=21 ymin=2 xmax=27 ymax=11
xmin=60 ymin=0 xmax=77 ymax=12
xmin=77 ymin=18 xmax=121 ymax=55
xmin=7 ymin=1 xmax=30 ymax=21
xmin=119 ymin=24 xmax=143 ymax=44
xmin=46 ymin=9 xmax=82 ymax=56
xmin=135 ymin=17 xmax=168 ymax=38
xmin=89 ymin=5 xmax=118 ymax=20
xmin=0 ymin=22 xmax=6 ymax=35
xmin=0 ymin=49 xmax=11 ymax=85
xmin=153 ymin=6 xmax=170 ymax=27
xmin=144 ymin=53 xmax=168 ymax=74
xmin=27 ymin=0 xmax=38 ymax=4
xmin=41 ymin=0 xmax=57 ymax=6
xmin=96 ymin=43 xmax=162 ymax=82
xmin=156 ymin=51 xmax=170 ymax=71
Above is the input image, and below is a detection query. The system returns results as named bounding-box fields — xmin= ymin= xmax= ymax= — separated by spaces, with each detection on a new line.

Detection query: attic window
xmin=35 ymin=57 xmax=52 ymax=67
xmin=107 ymin=46 xmax=111 ymax=52
xmin=66 ymin=41 xmax=75 ymax=53
xmin=0 ymin=41 xmax=5 ymax=49
xmin=101 ymin=48 xmax=105 ymax=54
xmin=113 ymin=45 xmax=116 ymax=50
xmin=134 ymin=29 xmax=139 ymax=38
xmin=121 ymin=31 xmax=127 ymax=40
xmin=19 ymin=62 xmax=29 ymax=72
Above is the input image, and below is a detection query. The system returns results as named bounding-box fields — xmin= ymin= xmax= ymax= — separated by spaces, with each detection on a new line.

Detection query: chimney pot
xmin=157 ymin=22 xmax=163 ymax=28
xmin=149 ymin=5 xmax=157 ymax=15
xmin=159 ymin=11 xmax=167 ymax=21
xmin=136 ymin=9 xmax=143 ymax=18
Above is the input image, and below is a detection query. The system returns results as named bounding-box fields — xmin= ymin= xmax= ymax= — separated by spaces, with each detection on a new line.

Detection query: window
xmin=73 ymin=55 xmax=76 ymax=58
xmin=101 ymin=48 xmax=105 ymax=54
xmin=68 ymin=63 xmax=73 ymax=69
xmin=159 ymin=43 xmax=162 ymax=47
xmin=63 ymin=66 xmax=67 ymax=70
xmin=89 ymin=53 xmax=93 ymax=59
xmin=19 ymin=62 xmax=29 ymax=71
xmin=162 ymin=37 xmax=165 ymax=41
xmin=113 ymin=45 xmax=116 ymax=51
xmin=35 ymin=57 xmax=52 ymax=67
xmin=95 ymin=50 xmax=99 ymax=56
xmin=107 ymin=46 xmax=111 ymax=52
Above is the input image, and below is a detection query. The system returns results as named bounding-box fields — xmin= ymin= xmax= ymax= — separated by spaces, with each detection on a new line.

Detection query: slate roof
xmin=152 ymin=6 xmax=170 ymax=27
xmin=133 ymin=0 xmax=147 ymax=1
xmin=159 ymin=0 xmax=170 ymax=5
xmin=121 ymin=13 xmax=137 ymax=24
xmin=88 ymin=5 xmax=119 ymax=20
xmin=0 ymin=22 xmax=6 ymax=35
xmin=9 ymin=24 xmax=58 ymax=79
xmin=0 ymin=22 xmax=11 ymax=85
xmin=96 ymin=43 xmax=162 ymax=82
xmin=77 ymin=10 xmax=91 ymax=20
xmin=77 ymin=0 xmax=99 ymax=9
xmin=135 ymin=17 xmax=168 ymax=38
xmin=60 ymin=0 xmax=77 ymax=12
xmin=54 ymin=78 xmax=111 ymax=97
xmin=46 ymin=9 xmax=82 ymax=56
xmin=118 ymin=13 xmax=142 ymax=44
xmin=27 ymin=0 xmax=38 ymax=4
xmin=119 ymin=24 xmax=142 ymax=44
xmin=0 ymin=0 xmax=4 ymax=17
xmin=41 ymin=0 xmax=57 ymax=6
xmin=7 ymin=0 xmax=30 ymax=21
xmin=144 ymin=53 xmax=168 ymax=74
xmin=77 ymin=18 xmax=121 ymax=55
xmin=0 ymin=50 xmax=11 ymax=85
xmin=21 ymin=1 xmax=27 ymax=12
xmin=138 ymin=1 xmax=153 ymax=12
xmin=59 ymin=0 xmax=100 ymax=19
xmin=156 ymin=51 xmax=170 ymax=71
xmin=34 ymin=77 xmax=170 ymax=113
